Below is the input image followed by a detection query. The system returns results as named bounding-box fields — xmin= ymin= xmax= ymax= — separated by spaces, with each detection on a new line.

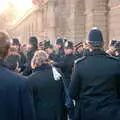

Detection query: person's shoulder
xmin=74 ymin=56 xmax=87 ymax=64
xmin=4 ymin=67 xmax=26 ymax=81
xmin=105 ymin=54 xmax=119 ymax=61
xmin=0 ymin=67 xmax=27 ymax=89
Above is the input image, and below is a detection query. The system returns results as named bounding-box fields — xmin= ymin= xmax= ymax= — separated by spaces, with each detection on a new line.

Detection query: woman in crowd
xmin=27 ymin=50 xmax=67 ymax=120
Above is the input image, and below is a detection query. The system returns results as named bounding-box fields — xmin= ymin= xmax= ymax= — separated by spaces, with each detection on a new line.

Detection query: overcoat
xmin=69 ymin=50 xmax=120 ymax=120
xmin=0 ymin=60 xmax=35 ymax=120
xmin=27 ymin=64 xmax=67 ymax=120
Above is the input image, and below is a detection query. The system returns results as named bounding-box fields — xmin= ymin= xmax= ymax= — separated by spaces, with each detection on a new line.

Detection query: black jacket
xmin=27 ymin=64 xmax=67 ymax=120
xmin=55 ymin=47 xmax=65 ymax=62
xmin=0 ymin=60 xmax=35 ymax=120
xmin=69 ymin=50 xmax=120 ymax=120
xmin=54 ymin=53 xmax=77 ymax=88
xmin=23 ymin=47 xmax=36 ymax=76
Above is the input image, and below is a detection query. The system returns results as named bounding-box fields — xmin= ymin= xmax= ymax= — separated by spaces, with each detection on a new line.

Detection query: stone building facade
xmin=8 ymin=0 xmax=120 ymax=47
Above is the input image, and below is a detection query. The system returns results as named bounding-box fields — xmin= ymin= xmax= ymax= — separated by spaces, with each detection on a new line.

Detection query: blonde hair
xmin=31 ymin=50 xmax=49 ymax=69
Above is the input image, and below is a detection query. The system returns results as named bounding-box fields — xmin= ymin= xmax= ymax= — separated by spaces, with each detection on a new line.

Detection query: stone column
xmin=75 ymin=0 xmax=85 ymax=43
xmin=64 ymin=0 xmax=76 ymax=42
xmin=35 ymin=9 xmax=43 ymax=40
xmin=109 ymin=0 xmax=120 ymax=41
xmin=46 ymin=0 xmax=56 ymax=43
xmin=85 ymin=0 xmax=108 ymax=48
xmin=54 ymin=0 xmax=66 ymax=38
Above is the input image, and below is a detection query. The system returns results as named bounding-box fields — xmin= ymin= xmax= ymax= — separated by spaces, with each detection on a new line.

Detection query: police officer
xmin=55 ymin=40 xmax=77 ymax=87
xmin=44 ymin=40 xmax=56 ymax=62
xmin=55 ymin=38 xmax=65 ymax=62
xmin=74 ymin=42 xmax=84 ymax=58
xmin=54 ymin=40 xmax=76 ymax=120
xmin=23 ymin=36 xmax=38 ymax=76
xmin=69 ymin=27 xmax=120 ymax=120
xmin=0 ymin=32 xmax=35 ymax=120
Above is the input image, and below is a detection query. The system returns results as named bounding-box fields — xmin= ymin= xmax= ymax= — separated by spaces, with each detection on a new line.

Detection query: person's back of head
xmin=31 ymin=50 xmax=49 ymax=69
xmin=86 ymin=27 xmax=104 ymax=51
xmin=0 ymin=32 xmax=10 ymax=60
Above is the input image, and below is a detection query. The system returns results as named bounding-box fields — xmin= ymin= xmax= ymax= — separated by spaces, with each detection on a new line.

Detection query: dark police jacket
xmin=27 ymin=64 xmax=67 ymax=120
xmin=54 ymin=47 xmax=65 ymax=62
xmin=0 ymin=60 xmax=35 ymax=120
xmin=69 ymin=50 xmax=120 ymax=120
xmin=23 ymin=47 xmax=36 ymax=76
xmin=54 ymin=53 xmax=77 ymax=88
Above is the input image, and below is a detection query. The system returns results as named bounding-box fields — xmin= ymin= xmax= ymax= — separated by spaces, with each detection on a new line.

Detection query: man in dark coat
xmin=44 ymin=40 xmax=56 ymax=61
xmin=54 ymin=41 xmax=77 ymax=120
xmin=55 ymin=38 xmax=65 ymax=62
xmin=23 ymin=36 xmax=38 ymax=76
xmin=69 ymin=27 xmax=120 ymax=120
xmin=74 ymin=42 xmax=84 ymax=58
xmin=5 ymin=38 xmax=26 ymax=72
xmin=0 ymin=32 xmax=35 ymax=120
xmin=4 ymin=39 xmax=21 ymax=71
xmin=54 ymin=40 xmax=77 ymax=87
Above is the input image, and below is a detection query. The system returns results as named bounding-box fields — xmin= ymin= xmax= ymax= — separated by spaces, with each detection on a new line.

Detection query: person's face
xmin=64 ymin=48 xmax=73 ymax=54
xmin=46 ymin=48 xmax=53 ymax=54
xmin=11 ymin=45 xmax=19 ymax=52
xmin=77 ymin=46 xmax=83 ymax=53
xmin=21 ymin=45 xmax=27 ymax=52
xmin=55 ymin=44 xmax=61 ymax=49
xmin=27 ymin=44 xmax=32 ymax=51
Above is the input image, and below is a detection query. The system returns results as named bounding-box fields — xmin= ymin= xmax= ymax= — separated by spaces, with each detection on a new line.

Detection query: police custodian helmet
xmin=64 ymin=41 xmax=73 ymax=49
xmin=87 ymin=27 xmax=104 ymax=47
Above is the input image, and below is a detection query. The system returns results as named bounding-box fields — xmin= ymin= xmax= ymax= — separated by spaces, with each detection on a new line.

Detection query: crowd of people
xmin=1 ymin=27 xmax=120 ymax=120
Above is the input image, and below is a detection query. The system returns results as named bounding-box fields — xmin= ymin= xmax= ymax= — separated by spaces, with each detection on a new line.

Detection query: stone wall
xmin=9 ymin=8 xmax=45 ymax=44
xmin=109 ymin=0 xmax=120 ymax=41
xmin=85 ymin=0 xmax=109 ymax=48
xmin=8 ymin=0 xmax=120 ymax=46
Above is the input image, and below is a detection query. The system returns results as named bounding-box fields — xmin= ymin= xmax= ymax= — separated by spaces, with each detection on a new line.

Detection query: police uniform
xmin=54 ymin=41 xmax=76 ymax=120
xmin=23 ymin=36 xmax=38 ymax=76
xmin=44 ymin=40 xmax=57 ymax=62
xmin=54 ymin=41 xmax=77 ymax=87
xmin=69 ymin=28 xmax=120 ymax=120
xmin=55 ymin=38 xmax=65 ymax=62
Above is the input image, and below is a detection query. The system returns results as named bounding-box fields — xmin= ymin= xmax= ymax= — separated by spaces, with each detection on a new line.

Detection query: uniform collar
xmin=33 ymin=64 xmax=51 ymax=72
xmin=88 ymin=50 xmax=107 ymax=56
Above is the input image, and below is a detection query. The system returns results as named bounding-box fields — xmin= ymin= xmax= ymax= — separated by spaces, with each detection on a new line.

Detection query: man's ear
xmin=3 ymin=45 xmax=9 ymax=58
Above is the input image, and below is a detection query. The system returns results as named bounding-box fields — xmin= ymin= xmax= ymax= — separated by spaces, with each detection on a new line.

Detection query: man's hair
xmin=0 ymin=32 xmax=10 ymax=59
xmin=31 ymin=50 xmax=49 ymax=69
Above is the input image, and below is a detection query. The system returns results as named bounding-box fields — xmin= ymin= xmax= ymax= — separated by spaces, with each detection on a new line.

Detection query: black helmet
xmin=87 ymin=27 xmax=104 ymax=46
xmin=64 ymin=41 xmax=73 ymax=49
xmin=12 ymin=38 xmax=20 ymax=46
xmin=44 ymin=40 xmax=53 ymax=49
xmin=29 ymin=36 xmax=38 ymax=46
xmin=56 ymin=38 xmax=64 ymax=45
